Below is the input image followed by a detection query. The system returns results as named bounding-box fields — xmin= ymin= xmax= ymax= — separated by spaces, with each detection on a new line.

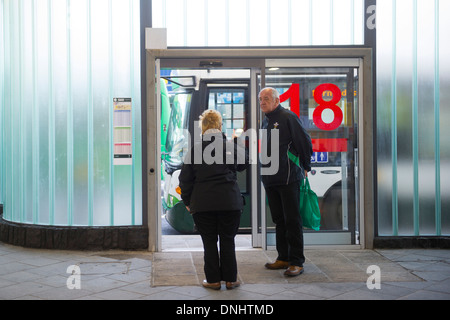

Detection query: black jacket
xmin=261 ymin=105 xmax=313 ymax=187
xmin=179 ymin=132 xmax=249 ymax=214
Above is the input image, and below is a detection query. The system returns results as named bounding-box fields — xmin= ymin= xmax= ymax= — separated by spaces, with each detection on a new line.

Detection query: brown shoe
xmin=284 ymin=265 xmax=304 ymax=277
xmin=226 ymin=280 xmax=241 ymax=290
xmin=202 ymin=280 xmax=221 ymax=290
xmin=265 ymin=260 xmax=290 ymax=270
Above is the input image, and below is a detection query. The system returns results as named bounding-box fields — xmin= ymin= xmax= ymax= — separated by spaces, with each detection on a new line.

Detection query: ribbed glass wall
xmin=0 ymin=0 xmax=4 ymax=208
xmin=377 ymin=0 xmax=450 ymax=236
xmin=152 ymin=0 xmax=365 ymax=46
xmin=0 ymin=0 xmax=142 ymax=226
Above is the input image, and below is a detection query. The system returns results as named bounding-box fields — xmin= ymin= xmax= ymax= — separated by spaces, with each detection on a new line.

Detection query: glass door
xmin=156 ymin=62 xmax=262 ymax=250
xmin=262 ymin=59 xmax=361 ymax=246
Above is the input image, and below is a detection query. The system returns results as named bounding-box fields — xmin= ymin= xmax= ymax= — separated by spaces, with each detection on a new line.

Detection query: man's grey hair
xmin=260 ymin=87 xmax=280 ymax=100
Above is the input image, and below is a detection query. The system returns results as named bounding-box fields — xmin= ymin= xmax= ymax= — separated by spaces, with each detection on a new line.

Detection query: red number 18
xmin=280 ymin=83 xmax=343 ymax=131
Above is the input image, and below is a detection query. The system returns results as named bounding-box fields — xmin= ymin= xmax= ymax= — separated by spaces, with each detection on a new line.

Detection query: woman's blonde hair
xmin=199 ymin=109 xmax=222 ymax=134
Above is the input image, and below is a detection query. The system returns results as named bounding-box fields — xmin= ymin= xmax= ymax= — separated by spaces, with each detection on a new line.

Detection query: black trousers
xmin=265 ymin=181 xmax=305 ymax=267
xmin=192 ymin=210 xmax=241 ymax=283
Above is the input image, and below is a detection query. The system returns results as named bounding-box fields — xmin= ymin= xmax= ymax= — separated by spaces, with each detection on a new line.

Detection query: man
xmin=259 ymin=87 xmax=312 ymax=276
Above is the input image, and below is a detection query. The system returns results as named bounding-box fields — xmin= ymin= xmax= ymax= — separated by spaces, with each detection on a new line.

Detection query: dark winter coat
xmin=261 ymin=104 xmax=313 ymax=187
xmin=179 ymin=132 xmax=249 ymax=214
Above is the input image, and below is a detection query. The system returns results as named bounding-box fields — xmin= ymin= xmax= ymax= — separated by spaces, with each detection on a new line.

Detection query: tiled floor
xmin=0 ymin=236 xmax=450 ymax=300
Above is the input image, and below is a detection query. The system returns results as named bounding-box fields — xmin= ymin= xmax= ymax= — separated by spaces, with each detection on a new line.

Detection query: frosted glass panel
xmin=376 ymin=0 xmax=394 ymax=235
xmin=312 ymin=0 xmax=331 ymax=45
xmin=417 ymin=0 xmax=437 ymax=235
xmin=53 ymin=0 xmax=69 ymax=226
xmin=440 ymin=0 xmax=450 ymax=235
xmin=71 ymin=0 xmax=90 ymax=226
xmin=269 ymin=0 xmax=289 ymax=46
xmin=291 ymin=0 xmax=311 ymax=45
xmin=396 ymin=0 xmax=414 ymax=235
xmin=248 ymin=0 xmax=268 ymax=46
xmin=91 ymin=0 xmax=110 ymax=226
xmin=228 ymin=0 xmax=247 ymax=46
xmin=186 ymin=0 xmax=206 ymax=46
xmin=207 ymin=0 xmax=226 ymax=46
xmin=152 ymin=0 xmax=365 ymax=46
xmin=0 ymin=0 xmax=3 ymax=207
xmin=376 ymin=0 xmax=450 ymax=236
xmin=1 ymin=0 xmax=142 ymax=227
xmin=21 ymin=0 xmax=35 ymax=224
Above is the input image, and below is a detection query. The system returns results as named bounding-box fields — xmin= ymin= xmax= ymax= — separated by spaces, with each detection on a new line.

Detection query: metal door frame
xmin=151 ymin=57 xmax=264 ymax=251
xmin=264 ymin=57 xmax=364 ymax=248
xmin=146 ymin=48 xmax=373 ymax=252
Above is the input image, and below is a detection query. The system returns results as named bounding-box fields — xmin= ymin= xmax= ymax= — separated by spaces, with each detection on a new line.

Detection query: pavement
xmin=0 ymin=235 xmax=450 ymax=300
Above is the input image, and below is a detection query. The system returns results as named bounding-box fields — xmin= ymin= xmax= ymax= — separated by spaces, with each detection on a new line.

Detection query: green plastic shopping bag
xmin=299 ymin=177 xmax=321 ymax=231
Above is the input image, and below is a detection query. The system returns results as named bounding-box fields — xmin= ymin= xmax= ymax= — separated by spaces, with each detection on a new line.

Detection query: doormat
xmin=150 ymin=249 xmax=422 ymax=287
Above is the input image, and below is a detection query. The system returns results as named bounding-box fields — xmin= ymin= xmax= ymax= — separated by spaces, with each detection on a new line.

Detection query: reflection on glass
xmin=264 ymin=67 xmax=359 ymax=245
xmin=165 ymin=92 xmax=192 ymax=167
xmin=208 ymin=89 xmax=246 ymax=140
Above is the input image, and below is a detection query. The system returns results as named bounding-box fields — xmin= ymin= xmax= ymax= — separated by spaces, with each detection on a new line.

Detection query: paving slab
xmin=1 ymin=241 xmax=449 ymax=300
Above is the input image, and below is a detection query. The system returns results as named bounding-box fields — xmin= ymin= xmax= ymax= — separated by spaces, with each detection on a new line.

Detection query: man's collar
xmin=265 ymin=104 xmax=282 ymax=117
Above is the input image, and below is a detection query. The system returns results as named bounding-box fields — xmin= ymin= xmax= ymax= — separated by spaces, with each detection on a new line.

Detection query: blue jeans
xmin=193 ymin=210 xmax=241 ymax=283
xmin=265 ymin=181 xmax=305 ymax=267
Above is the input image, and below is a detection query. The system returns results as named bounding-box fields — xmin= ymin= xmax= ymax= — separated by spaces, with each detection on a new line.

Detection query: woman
xmin=179 ymin=109 xmax=249 ymax=290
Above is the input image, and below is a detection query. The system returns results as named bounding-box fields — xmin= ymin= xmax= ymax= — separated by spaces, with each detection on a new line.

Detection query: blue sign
xmin=311 ymin=152 xmax=328 ymax=163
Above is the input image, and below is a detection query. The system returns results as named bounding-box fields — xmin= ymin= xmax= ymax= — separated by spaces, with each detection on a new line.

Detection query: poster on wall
xmin=113 ymin=98 xmax=132 ymax=165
